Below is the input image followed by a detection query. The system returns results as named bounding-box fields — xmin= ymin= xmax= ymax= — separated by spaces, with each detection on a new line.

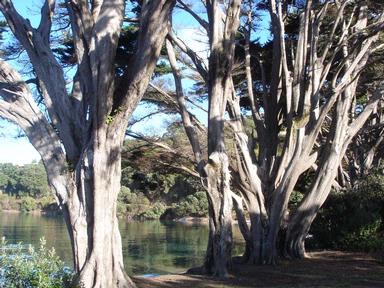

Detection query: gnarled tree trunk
xmin=0 ymin=1 xmax=175 ymax=287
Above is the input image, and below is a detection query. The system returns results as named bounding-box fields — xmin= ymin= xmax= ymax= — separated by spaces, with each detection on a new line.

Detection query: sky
xmin=0 ymin=0 xmax=270 ymax=165
xmin=0 ymin=0 xmax=41 ymax=165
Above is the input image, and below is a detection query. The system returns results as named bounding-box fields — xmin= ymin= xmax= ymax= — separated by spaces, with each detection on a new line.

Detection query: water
xmin=0 ymin=212 xmax=245 ymax=276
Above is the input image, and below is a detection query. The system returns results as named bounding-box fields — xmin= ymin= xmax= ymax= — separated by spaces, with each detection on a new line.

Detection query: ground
xmin=133 ymin=251 xmax=384 ymax=288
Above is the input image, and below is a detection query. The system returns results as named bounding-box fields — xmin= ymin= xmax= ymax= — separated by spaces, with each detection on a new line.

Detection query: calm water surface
xmin=0 ymin=212 xmax=244 ymax=276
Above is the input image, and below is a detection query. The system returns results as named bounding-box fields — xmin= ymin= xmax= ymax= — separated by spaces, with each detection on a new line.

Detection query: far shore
xmin=0 ymin=209 xmax=209 ymax=223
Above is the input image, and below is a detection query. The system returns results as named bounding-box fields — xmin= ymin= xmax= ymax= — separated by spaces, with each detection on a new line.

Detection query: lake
xmin=0 ymin=212 xmax=245 ymax=276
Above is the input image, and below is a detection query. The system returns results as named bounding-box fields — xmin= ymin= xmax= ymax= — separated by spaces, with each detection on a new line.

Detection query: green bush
xmin=37 ymin=195 xmax=55 ymax=210
xmin=140 ymin=202 xmax=166 ymax=220
xmin=0 ymin=194 xmax=20 ymax=211
xmin=116 ymin=202 xmax=127 ymax=218
xmin=118 ymin=186 xmax=150 ymax=206
xmin=0 ymin=194 xmax=10 ymax=210
xmin=0 ymin=237 xmax=73 ymax=288
xmin=342 ymin=220 xmax=383 ymax=251
xmin=172 ymin=191 xmax=208 ymax=218
xmin=21 ymin=197 xmax=37 ymax=212
xmin=310 ymin=170 xmax=384 ymax=253
xmin=117 ymin=186 xmax=155 ymax=218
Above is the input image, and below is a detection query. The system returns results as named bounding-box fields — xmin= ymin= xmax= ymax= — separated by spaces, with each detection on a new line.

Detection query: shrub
xmin=117 ymin=187 xmax=153 ymax=218
xmin=116 ymin=202 xmax=127 ymax=218
xmin=172 ymin=191 xmax=208 ymax=218
xmin=342 ymin=220 xmax=383 ymax=251
xmin=0 ymin=237 xmax=73 ymax=288
xmin=0 ymin=194 xmax=9 ymax=210
xmin=20 ymin=197 xmax=37 ymax=212
xmin=140 ymin=202 xmax=166 ymax=220
xmin=38 ymin=196 xmax=55 ymax=210
xmin=310 ymin=170 xmax=384 ymax=252
xmin=0 ymin=194 xmax=19 ymax=210
xmin=118 ymin=187 xmax=150 ymax=206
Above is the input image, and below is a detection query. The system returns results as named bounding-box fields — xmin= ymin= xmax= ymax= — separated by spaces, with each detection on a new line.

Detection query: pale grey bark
xmin=165 ymin=0 xmax=383 ymax=267
xmin=200 ymin=0 xmax=243 ymax=277
xmin=284 ymin=3 xmax=384 ymax=258
xmin=0 ymin=0 xmax=175 ymax=287
xmin=225 ymin=0 xmax=384 ymax=263
xmin=285 ymin=82 xmax=384 ymax=259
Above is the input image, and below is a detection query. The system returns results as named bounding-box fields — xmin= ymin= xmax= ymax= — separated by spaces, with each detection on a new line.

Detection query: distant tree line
xmin=0 ymin=162 xmax=49 ymax=198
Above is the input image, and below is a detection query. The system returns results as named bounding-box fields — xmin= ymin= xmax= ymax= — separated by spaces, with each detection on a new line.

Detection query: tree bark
xmin=70 ymin=128 xmax=134 ymax=287
xmin=0 ymin=1 xmax=175 ymax=287
xmin=285 ymin=81 xmax=384 ymax=260
xmin=203 ymin=152 xmax=233 ymax=277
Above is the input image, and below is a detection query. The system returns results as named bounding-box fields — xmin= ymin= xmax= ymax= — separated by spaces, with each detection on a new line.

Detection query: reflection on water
xmin=0 ymin=212 xmax=244 ymax=275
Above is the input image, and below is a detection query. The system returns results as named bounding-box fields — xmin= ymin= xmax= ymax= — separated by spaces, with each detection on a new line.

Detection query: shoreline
xmin=0 ymin=209 xmax=209 ymax=223
xmin=0 ymin=209 xmax=59 ymax=216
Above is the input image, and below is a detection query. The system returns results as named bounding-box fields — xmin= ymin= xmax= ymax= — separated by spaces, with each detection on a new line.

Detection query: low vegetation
xmin=310 ymin=169 xmax=384 ymax=258
xmin=0 ymin=238 xmax=73 ymax=288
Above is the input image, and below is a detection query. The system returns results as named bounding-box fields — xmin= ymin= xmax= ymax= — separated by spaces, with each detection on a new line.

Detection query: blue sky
xmin=0 ymin=0 xmax=40 ymax=164
xmin=0 ymin=0 xmax=210 ymax=165
xmin=0 ymin=1 xmax=270 ymax=165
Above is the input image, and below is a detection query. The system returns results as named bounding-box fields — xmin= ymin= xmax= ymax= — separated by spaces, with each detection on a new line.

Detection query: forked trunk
xmin=284 ymin=151 xmax=340 ymax=259
xmin=67 ymin=129 xmax=135 ymax=288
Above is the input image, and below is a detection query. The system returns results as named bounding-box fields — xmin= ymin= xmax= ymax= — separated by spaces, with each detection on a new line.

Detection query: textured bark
xmin=164 ymin=0 xmax=383 ymax=267
xmin=203 ymin=152 xmax=233 ymax=277
xmin=201 ymin=0 xmax=243 ymax=277
xmin=225 ymin=0 xmax=384 ymax=264
xmin=0 ymin=1 xmax=175 ymax=287
xmin=285 ymin=83 xmax=384 ymax=259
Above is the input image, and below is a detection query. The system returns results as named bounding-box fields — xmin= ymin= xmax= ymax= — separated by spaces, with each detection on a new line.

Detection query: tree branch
xmin=38 ymin=0 xmax=56 ymax=45
xmin=176 ymin=0 xmax=209 ymax=33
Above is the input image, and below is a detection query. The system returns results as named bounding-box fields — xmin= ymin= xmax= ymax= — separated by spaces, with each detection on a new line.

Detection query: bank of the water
xmin=0 ymin=212 xmax=244 ymax=276
xmin=0 ymin=206 xmax=209 ymax=222
xmin=174 ymin=216 xmax=209 ymax=224
xmin=0 ymin=209 xmax=59 ymax=216
xmin=134 ymin=251 xmax=384 ymax=288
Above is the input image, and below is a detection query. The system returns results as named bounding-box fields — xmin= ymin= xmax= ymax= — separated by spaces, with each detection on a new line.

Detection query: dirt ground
xmin=133 ymin=251 xmax=384 ymax=288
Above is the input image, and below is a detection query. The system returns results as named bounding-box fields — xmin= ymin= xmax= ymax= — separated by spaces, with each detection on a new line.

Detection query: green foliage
xmin=289 ymin=190 xmax=304 ymax=209
xmin=342 ymin=220 xmax=383 ymax=252
xmin=20 ymin=197 xmax=38 ymax=212
xmin=310 ymin=171 xmax=384 ymax=253
xmin=172 ymin=192 xmax=208 ymax=218
xmin=38 ymin=195 xmax=56 ymax=210
xmin=139 ymin=202 xmax=167 ymax=220
xmin=0 ymin=193 xmax=56 ymax=213
xmin=117 ymin=186 xmax=154 ymax=218
xmin=0 ymin=194 xmax=20 ymax=210
xmin=0 ymin=238 xmax=73 ymax=288
xmin=0 ymin=162 xmax=49 ymax=198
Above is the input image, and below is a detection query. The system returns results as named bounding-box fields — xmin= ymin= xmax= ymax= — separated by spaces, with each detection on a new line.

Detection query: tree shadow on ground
xmin=134 ymin=251 xmax=384 ymax=288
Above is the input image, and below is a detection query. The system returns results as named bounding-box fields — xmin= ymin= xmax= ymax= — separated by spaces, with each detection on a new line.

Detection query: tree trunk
xmin=284 ymin=152 xmax=339 ymax=259
xmin=71 ymin=128 xmax=135 ymax=288
xmin=203 ymin=152 xmax=233 ymax=277
xmin=0 ymin=1 xmax=175 ymax=287
xmin=263 ymin=151 xmax=304 ymax=264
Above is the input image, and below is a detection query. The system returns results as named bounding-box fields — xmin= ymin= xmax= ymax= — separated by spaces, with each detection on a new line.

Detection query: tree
xmin=226 ymin=0 xmax=384 ymax=262
xmin=164 ymin=0 xmax=383 ymax=267
xmin=0 ymin=0 xmax=175 ymax=287
xmin=163 ymin=0 xmax=243 ymax=276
